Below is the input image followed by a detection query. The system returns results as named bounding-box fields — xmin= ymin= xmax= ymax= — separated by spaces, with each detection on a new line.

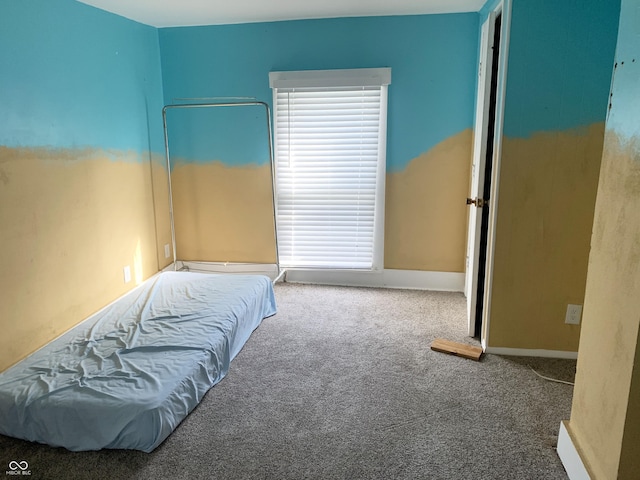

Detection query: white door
xmin=465 ymin=13 xmax=496 ymax=336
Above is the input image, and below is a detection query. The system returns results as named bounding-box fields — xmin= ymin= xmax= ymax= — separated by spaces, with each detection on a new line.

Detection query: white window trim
xmin=373 ymin=85 xmax=388 ymax=272
xmin=270 ymin=68 xmax=390 ymax=272
xmin=269 ymin=68 xmax=391 ymax=89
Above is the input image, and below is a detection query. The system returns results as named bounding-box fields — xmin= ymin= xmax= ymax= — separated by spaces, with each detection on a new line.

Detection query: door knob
xmin=466 ymin=197 xmax=487 ymax=208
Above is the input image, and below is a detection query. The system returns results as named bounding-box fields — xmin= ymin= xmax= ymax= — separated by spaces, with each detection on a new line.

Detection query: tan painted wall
xmin=569 ymin=133 xmax=640 ymax=479
xmin=385 ymin=129 xmax=472 ymax=272
xmin=618 ymin=331 xmax=640 ymax=479
xmin=170 ymin=162 xmax=277 ymax=263
xmin=0 ymin=147 xmax=163 ymax=372
xmin=487 ymin=123 xmax=605 ymax=351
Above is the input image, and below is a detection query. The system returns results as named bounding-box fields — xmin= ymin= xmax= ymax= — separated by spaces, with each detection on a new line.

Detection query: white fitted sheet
xmin=0 ymin=271 xmax=276 ymax=452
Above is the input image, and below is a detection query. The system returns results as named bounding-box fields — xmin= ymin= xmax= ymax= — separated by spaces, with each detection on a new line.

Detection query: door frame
xmin=468 ymin=0 xmax=512 ymax=348
xmin=465 ymin=9 xmax=497 ymax=337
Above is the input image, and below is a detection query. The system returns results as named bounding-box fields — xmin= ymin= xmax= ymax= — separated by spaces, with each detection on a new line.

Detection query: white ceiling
xmin=77 ymin=0 xmax=485 ymax=28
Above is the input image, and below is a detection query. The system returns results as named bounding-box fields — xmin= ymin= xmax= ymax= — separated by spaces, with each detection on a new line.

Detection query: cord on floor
xmin=529 ymin=366 xmax=575 ymax=386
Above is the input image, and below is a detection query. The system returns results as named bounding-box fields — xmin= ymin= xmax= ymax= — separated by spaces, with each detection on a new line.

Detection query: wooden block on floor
xmin=431 ymin=338 xmax=483 ymax=361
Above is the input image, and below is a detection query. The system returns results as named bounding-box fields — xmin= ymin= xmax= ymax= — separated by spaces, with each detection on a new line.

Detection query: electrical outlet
xmin=565 ymin=304 xmax=582 ymax=325
xmin=123 ymin=265 xmax=131 ymax=284
xmin=164 ymin=244 xmax=171 ymax=259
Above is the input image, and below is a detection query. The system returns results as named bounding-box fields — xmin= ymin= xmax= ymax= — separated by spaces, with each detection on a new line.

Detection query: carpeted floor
xmin=0 ymin=283 xmax=574 ymax=479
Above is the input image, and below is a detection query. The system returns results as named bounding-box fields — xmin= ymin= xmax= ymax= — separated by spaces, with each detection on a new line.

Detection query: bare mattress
xmin=0 ymin=271 xmax=276 ymax=452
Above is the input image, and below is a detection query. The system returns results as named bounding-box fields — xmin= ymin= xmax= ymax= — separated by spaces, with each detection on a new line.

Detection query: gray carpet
xmin=0 ymin=283 xmax=574 ymax=479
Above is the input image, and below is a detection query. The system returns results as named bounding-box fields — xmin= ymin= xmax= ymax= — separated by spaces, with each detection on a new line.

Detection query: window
xmin=269 ymin=68 xmax=391 ymax=270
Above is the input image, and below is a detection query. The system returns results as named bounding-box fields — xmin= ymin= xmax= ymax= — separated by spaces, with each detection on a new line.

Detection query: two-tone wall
xmin=164 ymin=104 xmax=277 ymax=263
xmin=158 ymin=14 xmax=479 ymax=271
xmin=484 ymin=0 xmax=620 ymax=353
xmin=566 ymin=0 xmax=640 ymax=477
xmin=0 ymin=0 xmax=169 ymax=371
xmin=1 ymin=7 xmax=478 ymax=372
xmin=3 ymin=0 xmax=622 ymax=374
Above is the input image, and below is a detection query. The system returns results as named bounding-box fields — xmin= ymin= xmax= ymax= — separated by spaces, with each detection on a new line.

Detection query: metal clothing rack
xmin=161 ymin=98 xmax=284 ymax=283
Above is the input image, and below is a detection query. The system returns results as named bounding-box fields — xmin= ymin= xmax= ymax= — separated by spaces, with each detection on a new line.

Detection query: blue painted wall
xmin=0 ymin=0 xmax=164 ymax=153
xmin=608 ymin=0 xmax=640 ymax=142
xmin=159 ymin=14 xmax=479 ymax=172
xmin=164 ymin=104 xmax=272 ymax=167
xmin=502 ymin=0 xmax=620 ymax=137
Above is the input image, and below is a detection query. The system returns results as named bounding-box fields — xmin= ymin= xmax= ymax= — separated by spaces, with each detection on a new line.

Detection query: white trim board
xmin=558 ymin=421 xmax=592 ymax=480
xmin=178 ymin=261 xmax=280 ymax=279
xmin=269 ymin=68 xmax=391 ymax=88
xmin=173 ymin=263 xmax=465 ymax=291
xmin=484 ymin=346 xmax=578 ymax=359
xmin=283 ymin=269 xmax=465 ymax=292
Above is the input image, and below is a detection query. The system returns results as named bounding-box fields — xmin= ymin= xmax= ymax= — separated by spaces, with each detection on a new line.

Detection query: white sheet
xmin=0 ymin=271 xmax=276 ymax=452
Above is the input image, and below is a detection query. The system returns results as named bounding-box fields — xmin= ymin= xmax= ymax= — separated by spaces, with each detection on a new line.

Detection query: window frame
xmin=269 ymin=68 xmax=391 ymax=272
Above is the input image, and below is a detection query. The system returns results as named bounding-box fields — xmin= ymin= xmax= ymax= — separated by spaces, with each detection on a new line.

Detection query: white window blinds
xmin=270 ymin=69 xmax=390 ymax=270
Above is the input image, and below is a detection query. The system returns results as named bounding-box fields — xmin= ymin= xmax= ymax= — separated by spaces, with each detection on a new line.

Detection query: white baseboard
xmin=558 ymin=421 xmax=591 ymax=480
xmin=170 ymin=263 xmax=464 ymax=291
xmin=178 ymin=261 xmax=281 ymax=280
xmin=283 ymin=269 xmax=465 ymax=292
xmin=484 ymin=346 xmax=578 ymax=359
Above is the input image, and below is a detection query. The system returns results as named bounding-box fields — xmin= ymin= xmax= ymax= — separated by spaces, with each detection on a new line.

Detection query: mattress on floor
xmin=0 ymin=271 xmax=276 ymax=453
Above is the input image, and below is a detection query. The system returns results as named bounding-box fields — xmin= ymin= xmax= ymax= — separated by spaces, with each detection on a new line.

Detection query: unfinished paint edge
xmin=484 ymin=347 xmax=578 ymax=359
xmin=283 ymin=269 xmax=465 ymax=292
xmin=558 ymin=421 xmax=592 ymax=480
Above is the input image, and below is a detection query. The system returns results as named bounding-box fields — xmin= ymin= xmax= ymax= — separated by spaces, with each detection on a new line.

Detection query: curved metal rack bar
xmin=162 ymin=99 xmax=282 ymax=282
